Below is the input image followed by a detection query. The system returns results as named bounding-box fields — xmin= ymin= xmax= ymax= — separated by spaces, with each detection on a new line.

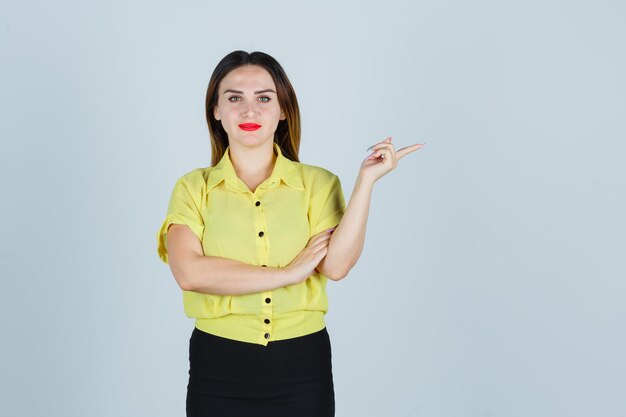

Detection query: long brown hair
xmin=205 ymin=50 xmax=302 ymax=166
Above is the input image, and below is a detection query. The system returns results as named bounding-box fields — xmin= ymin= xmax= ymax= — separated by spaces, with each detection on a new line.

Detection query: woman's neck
xmin=228 ymin=142 xmax=277 ymax=180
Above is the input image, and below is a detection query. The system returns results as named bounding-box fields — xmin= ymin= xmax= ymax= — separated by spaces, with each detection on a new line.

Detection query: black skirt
xmin=186 ymin=326 xmax=335 ymax=417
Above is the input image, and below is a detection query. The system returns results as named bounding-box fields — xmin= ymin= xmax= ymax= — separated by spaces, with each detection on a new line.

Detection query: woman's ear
xmin=214 ymin=107 xmax=221 ymax=121
xmin=280 ymin=111 xmax=286 ymax=120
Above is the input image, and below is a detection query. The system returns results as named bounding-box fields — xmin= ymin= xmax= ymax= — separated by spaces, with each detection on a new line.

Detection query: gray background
xmin=1 ymin=0 xmax=625 ymax=416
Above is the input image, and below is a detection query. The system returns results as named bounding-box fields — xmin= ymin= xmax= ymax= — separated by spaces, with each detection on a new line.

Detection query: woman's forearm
xmin=320 ymin=174 xmax=375 ymax=280
xmin=182 ymin=255 xmax=292 ymax=296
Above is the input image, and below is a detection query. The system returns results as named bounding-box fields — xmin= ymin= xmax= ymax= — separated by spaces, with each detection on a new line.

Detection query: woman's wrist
xmin=355 ymin=172 xmax=376 ymax=192
xmin=275 ymin=265 xmax=296 ymax=286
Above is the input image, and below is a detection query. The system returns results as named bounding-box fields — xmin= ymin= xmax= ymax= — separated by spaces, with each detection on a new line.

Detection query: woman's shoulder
xmin=290 ymin=161 xmax=342 ymax=195
xmin=167 ymin=166 xmax=214 ymax=198
xmin=293 ymin=161 xmax=340 ymax=183
xmin=175 ymin=166 xmax=212 ymax=185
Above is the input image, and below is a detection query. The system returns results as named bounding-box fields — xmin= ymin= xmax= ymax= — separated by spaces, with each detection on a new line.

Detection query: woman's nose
xmin=241 ymin=101 xmax=258 ymax=117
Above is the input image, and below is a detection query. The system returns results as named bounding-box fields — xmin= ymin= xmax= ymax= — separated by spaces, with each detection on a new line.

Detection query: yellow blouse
xmin=157 ymin=142 xmax=346 ymax=346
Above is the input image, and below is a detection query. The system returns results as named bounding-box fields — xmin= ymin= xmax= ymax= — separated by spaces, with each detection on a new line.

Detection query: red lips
xmin=239 ymin=123 xmax=262 ymax=131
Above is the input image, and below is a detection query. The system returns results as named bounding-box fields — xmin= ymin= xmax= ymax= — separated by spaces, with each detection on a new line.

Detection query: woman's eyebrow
xmin=223 ymin=89 xmax=276 ymax=94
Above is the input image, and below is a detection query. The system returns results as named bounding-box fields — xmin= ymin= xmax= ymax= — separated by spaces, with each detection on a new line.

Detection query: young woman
xmin=157 ymin=50 xmax=423 ymax=417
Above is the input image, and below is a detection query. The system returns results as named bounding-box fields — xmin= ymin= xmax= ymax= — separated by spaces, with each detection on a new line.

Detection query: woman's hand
xmin=284 ymin=228 xmax=336 ymax=285
xmin=359 ymin=137 xmax=424 ymax=184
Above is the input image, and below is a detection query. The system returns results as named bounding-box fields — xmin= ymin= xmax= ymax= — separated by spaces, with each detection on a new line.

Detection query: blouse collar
xmin=206 ymin=142 xmax=304 ymax=193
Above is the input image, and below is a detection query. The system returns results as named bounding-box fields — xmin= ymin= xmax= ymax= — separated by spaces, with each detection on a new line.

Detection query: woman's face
xmin=214 ymin=64 xmax=286 ymax=149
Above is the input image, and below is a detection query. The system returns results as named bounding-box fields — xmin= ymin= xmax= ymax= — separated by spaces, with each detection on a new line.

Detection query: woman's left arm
xmin=317 ymin=137 xmax=425 ymax=280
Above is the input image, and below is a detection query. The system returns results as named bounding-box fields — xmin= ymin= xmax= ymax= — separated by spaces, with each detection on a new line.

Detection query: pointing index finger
xmin=396 ymin=143 xmax=425 ymax=160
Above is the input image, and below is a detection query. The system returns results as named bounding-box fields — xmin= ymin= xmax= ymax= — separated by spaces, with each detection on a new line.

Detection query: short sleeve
xmin=156 ymin=174 xmax=205 ymax=264
xmin=310 ymin=174 xmax=346 ymax=236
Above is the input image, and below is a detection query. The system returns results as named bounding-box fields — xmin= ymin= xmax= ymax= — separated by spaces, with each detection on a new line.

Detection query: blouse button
xmin=264 ymin=333 xmax=270 ymax=339
xmin=258 ymin=231 xmax=264 ymax=237
xmin=255 ymin=201 xmax=261 ymax=206
xmin=264 ymin=318 xmax=270 ymax=324
xmin=265 ymin=297 xmax=271 ymax=304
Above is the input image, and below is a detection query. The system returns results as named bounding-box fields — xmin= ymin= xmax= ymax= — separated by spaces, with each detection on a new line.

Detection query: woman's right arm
xmin=166 ymin=224 xmax=333 ymax=296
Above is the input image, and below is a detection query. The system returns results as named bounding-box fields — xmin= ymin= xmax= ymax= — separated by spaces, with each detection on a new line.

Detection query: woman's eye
xmin=228 ymin=95 xmax=270 ymax=103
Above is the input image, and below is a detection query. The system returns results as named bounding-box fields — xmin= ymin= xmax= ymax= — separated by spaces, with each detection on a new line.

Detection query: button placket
xmin=254 ymin=192 xmax=273 ymax=344
xmin=260 ymin=299 xmax=273 ymax=344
